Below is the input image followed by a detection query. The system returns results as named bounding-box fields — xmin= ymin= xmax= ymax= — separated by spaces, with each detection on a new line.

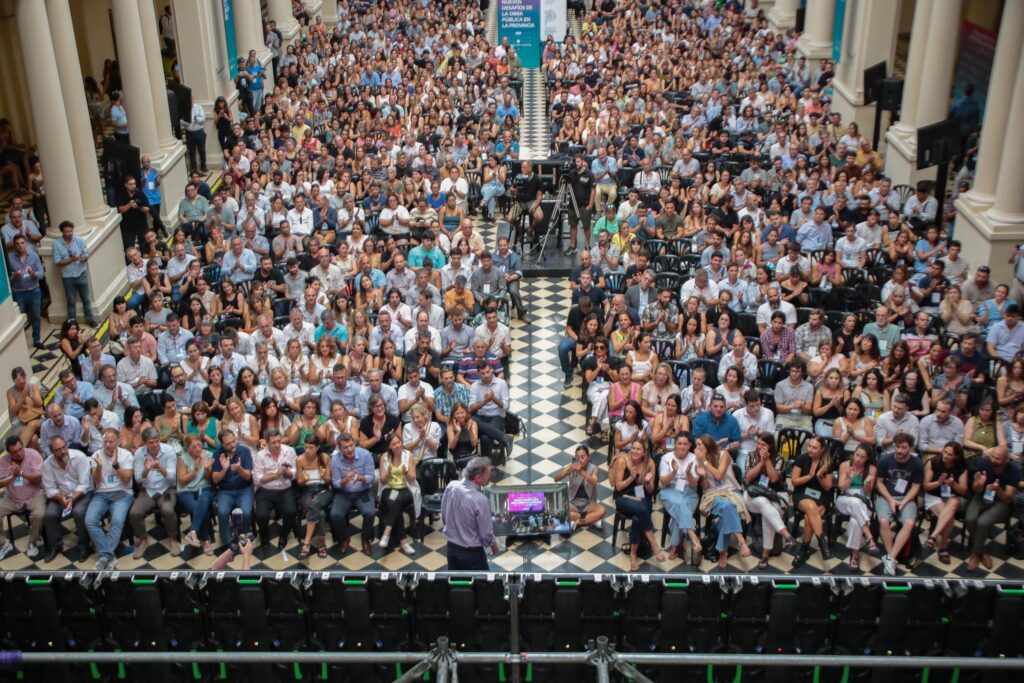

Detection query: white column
xmin=16 ymin=0 xmax=84 ymax=234
xmin=267 ymin=0 xmax=300 ymax=45
xmin=234 ymin=0 xmax=264 ymax=57
xmin=768 ymin=0 xmax=799 ymax=33
xmin=889 ymin=0 xmax=933 ymax=137
xmin=45 ymin=0 xmax=109 ymax=225
xmin=988 ymin=47 xmax=1024 ymax=222
xmin=829 ymin=0 xmax=899 ymax=146
xmin=112 ymin=0 xmax=160 ymax=155
xmin=797 ymin=0 xmax=837 ymax=60
xmin=912 ymin=0 xmax=963 ymax=129
xmin=964 ymin=0 xmax=1024 ymax=205
xmin=321 ymin=0 xmax=338 ymax=26
xmin=138 ymin=0 xmax=177 ymax=151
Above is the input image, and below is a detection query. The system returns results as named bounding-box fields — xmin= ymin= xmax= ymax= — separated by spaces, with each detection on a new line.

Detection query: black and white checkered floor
xmin=5 ymin=240 xmax=1024 ymax=577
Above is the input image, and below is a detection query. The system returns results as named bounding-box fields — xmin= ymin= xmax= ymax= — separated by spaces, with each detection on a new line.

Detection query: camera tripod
xmin=534 ymin=174 xmax=581 ymax=263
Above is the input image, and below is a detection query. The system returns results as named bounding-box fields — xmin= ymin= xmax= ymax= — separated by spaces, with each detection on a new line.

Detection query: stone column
xmin=912 ymin=0 xmax=963 ymax=129
xmin=988 ymin=47 xmax=1024 ymax=223
xmin=797 ymin=0 xmax=837 ymax=60
xmin=267 ymin=0 xmax=300 ymax=46
xmin=235 ymin=0 xmax=269 ymax=64
xmin=829 ymin=0 xmax=899 ymax=146
xmin=888 ymin=0 xmax=933 ymax=138
xmin=137 ymin=0 xmax=177 ymax=151
xmin=16 ymin=0 xmax=84 ymax=234
xmin=112 ymin=0 xmax=161 ymax=155
xmin=44 ymin=0 xmax=110 ymax=225
xmin=321 ymin=0 xmax=338 ymax=26
xmin=768 ymin=0 xmax=799 ymax=34
xmin=962 ymin=0 xmax=1024 ymax=206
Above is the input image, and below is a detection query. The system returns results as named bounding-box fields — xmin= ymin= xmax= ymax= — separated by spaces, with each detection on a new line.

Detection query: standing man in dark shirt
xmin=117 ymin=176 xmax=151 ymax=249
xmin=510 ymin=161 xmax=544 ymax=245
xmin=560 ymin=295 xmax=594 ymax=388
xmin=565 ymin=154 xmax=594 ymax=255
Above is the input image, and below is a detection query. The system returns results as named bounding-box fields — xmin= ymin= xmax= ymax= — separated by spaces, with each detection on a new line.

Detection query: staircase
xmin=518 ymin=68 xmax=551 ymax=160
xmin=485 ymin=0 xmax=498 ymax=47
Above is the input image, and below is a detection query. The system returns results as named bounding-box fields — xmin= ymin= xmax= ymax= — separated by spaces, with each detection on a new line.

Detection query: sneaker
xmin=378 ymin=534 xmax=390 ymax=548
xmin=593 ymin=518 xmax=603 ymax=531
xmin=0 ymin=539 xmax=13 ymax=561
xmin=562 ymin=244 xmax=575 ymax=255
xmin=569 ymin=521 xmax=578 ymax=532
xmin=882 ymin=554 xmax=897 ymax=576
xmin=25 ymin=542 xmax=39 ymax=559
xmin=94 ymin=556 xmax=111 ymax=571
xmin=563 ymin=374 xmax=574 ymax=389
xmin=132 ymin=540 xmax=148 ymax=559
xmin=400 ymin=543 xmax=415 ymax=556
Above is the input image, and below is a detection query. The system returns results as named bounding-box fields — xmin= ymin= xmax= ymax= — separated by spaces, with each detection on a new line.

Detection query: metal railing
xmin=5 ymin=637 xmax=1024 ymax=683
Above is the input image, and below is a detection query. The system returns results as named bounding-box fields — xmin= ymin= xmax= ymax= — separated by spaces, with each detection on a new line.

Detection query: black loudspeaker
xmin=880 ymin=77 xmax=904 ymax=111
xmin=101 ymin=139 xmax=141 ymax=206
xmin=917 ymin=118 xmax=962 ymax=170
xmin=795 ymin=7 xmax=805 ymax=32
xmin=167 ymin=80 xmax=192 ymax=127
xmin=863 ymin=61 xmax=887 ymax=104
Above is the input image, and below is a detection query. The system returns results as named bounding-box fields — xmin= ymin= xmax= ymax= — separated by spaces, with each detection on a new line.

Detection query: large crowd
xmin=0 ymin=0 xmax=1017 ymax=576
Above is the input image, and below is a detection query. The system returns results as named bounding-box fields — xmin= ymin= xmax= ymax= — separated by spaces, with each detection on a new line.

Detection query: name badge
xmin=894 ymin=478 xmax=907 ymax=495
xmin=13 ymin=476 xmax=24 ymax=487
xmin=106 ymin=473 xmax=118 ymax=485
xmin=665 ymin=438 xmax=674 ymax=450
xmin=805 ymin=488 xmax=821 ymax=501
xmin=759 ymin=474 xmax=769 ymax=488
xmin=984 ymin=487 xmax=996 ymax=502
xmin=483 ymin=284 xmax=491 ymax=294
xmin=634 ymin=485 xmax=644 ymax=499
xmin=940 ymin=485 xmax=951 ymax=498
xmin=674 ymin=477 xmax=687 ymax=492
xmin=879 ymin=339 xmax=889 ymax=353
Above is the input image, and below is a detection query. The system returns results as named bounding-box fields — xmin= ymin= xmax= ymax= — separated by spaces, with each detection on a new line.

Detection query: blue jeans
xmin=178 ymin=488 xmax=215 ymax=542
xmin=711 ymin=497 xmax=743 ymax=552
xmin=330 ymin=489 xmax=377 ymax=542
xmin=128 ymin=291 xmax=146 ymax=311
xmin=481 ymin=181 xmax=505 ymax=215
xmin=251 ymin=87 xmax=265 ymax=112
xmin=216 ymin=487 xmax=254 ymax=546
xmin=85 ymin=492 xmax=134 ymax=559
xmin=62 ymin=273 xmax=95 ymax=324
xmin=474 ymin=415 xmax=508 ymax=462
xmin=558 ymin=337 xmax=577 ymax=376
xmin=13 ymin=288 xmax=41 ymax=344
xmin=615 ymin=496 xmax=654 ymax=546
xmin=661 ymin=487 xmax=699 ymax=546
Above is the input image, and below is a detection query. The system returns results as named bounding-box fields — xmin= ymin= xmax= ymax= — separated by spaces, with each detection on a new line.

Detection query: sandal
xmin=317 ymin=544 xmax=328 ymax=558
xmin=925 ymin=536 xmax=937 ymax=550
xmin=299 ymin=543 xmax=311 ymax=560
xmin=850 ymin=555 xmax=860 ymax=572
xmin=757 ymin=557 xmax=769 ymax=571
xmin=865 ymin=540 xmax=879 ymax=555
xmin=690 ymin=541 xmax=703 ymax=568
xmin=938 ymin=549 xmax=951 ymax=565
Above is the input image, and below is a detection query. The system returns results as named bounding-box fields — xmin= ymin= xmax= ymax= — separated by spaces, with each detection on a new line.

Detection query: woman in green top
xmin=834 ymin=443 xmax=879 ymax=572
xmin=154 ymin=394 xmax=187 ymax=449
xmin=287 ymin=397 xmax=326 ymax=447
xmin=176 ymin=435 xmax=215 ymax=555
xmin=963 ymin=398 xmax=1006 ymax=459
xmin=852 ymin=369 xmax=888 ymax=421
xmin=185 ymin=401 xmax=220 ymax=453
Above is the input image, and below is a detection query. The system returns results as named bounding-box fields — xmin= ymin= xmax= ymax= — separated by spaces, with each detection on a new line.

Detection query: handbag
xmin=503 ymin=411 xmax=522 ymax=436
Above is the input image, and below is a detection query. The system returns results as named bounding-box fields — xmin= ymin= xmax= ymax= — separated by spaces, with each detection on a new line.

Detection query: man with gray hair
xmin=441 ymin=456 xmax=498 ymax=570
xmin=128 ymin=427 xmax=180 ymax=558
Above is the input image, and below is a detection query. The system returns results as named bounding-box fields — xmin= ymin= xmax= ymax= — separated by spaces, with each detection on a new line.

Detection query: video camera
xmin=228 ymin=507 xmax=254 ymax=554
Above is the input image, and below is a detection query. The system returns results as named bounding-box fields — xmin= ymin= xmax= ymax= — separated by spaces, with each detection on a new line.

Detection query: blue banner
xmin=832 ymin=0 xmax=846 ymax=64
xmin=498 ymin=0 xmax=542 ymax=69
xmin=0 ymin=250 xmax=9 ymax=307
xmin=223 ymin=0 xmax=239 ymax=78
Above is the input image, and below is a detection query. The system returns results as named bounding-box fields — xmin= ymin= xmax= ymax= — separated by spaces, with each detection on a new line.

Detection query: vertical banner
xmin=954 ymin=20 xmax=997 ymax=117
xmin=222 ymin=0 xmax=239 ymax=78
xmin=0 ymin=251 xmax=9 ymax=306
xmin=832 ymin=0 xmax=846 ymax=64
xmin=540 ymin=0 xmax=568 ymax=43
xmin=498 ymin=0 xmax=542 ymax=69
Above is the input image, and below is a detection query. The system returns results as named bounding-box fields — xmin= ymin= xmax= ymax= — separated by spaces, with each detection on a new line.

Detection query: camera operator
xmin=211 ymin=507 xmax=255 ymax=570
xmin=563 ymin=155 xmax=594 ymax=256
xmin=508 ymin=161 xmax=544 ymax=244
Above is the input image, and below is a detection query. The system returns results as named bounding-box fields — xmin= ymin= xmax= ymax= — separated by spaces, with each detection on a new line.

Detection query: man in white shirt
xmin=756 ymin=286 xmax=797 ymax=332
xmin=836 ymin=223 xmax=867 ymax=270
xmin=183 ymin=96 xmax=207 ymax=172
xmin=125 ymin=247 xmax=149 ymax=309
xmin=286 ymin=194 xmax=314 ymax=237
xmin=874 ymin=394 xmax=920 ymax=455
xmin=469 ymin=363 xmax=511 ymax=463
xmin=679 ymin=270 xmax=720 ymax=314
xmin=252 ymin=430 xmax=299 ymax=548
xmin=856 ymin=209 xmax=884 ymax=250
xmin=265 ymin=171 xmax=294 ymax=206
xmin=380 ymin=194 xmax=412 ymax=237
xmin=733 ymin=390 xmax=776 ymax=470
xmin=221 ymin=235 xmax=257 ymax=284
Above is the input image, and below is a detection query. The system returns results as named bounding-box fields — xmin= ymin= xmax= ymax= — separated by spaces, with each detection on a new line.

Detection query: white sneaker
xmin=400 ymin=543 xmax=415 ymax=555
xmin=594 ymin=519 xmax=604 ymax=531
xmin=25 ymin=542 xmax=39 ymax=559
xmin=0 ymin=539 xmax=14 ymax=561
xmin=378 ymin=535 xmax=390 ymax=548
xmin=882 ymin=554 xmax=897 ymax=576
xmin=569 ymin=521 xmax=578 ymax=532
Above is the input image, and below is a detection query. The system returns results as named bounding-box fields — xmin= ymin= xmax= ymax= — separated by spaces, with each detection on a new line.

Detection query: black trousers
xmin=447 ymin=542 xmax=488 ymax=570
xmin=379 ymin=487 xmax=413 ymax=542
xmin=44 ymin=494 xmax=92 ymax=553
xmin=254 ymin=488 xmax=298 ymax=544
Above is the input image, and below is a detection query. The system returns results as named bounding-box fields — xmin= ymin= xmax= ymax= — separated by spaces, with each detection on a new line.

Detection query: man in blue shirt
xmin=245 ymin=50 xmax=265 ymax=111
xmin=493 ymin=236 xmax=526 ymax=320
xmin=139 ymin=156 xmax=163 ymax=236
xmin=691 ymin=395 xmax=742 ymax=456
xmin=329 ymin=433 xmax=377 ymax=555
xmin=52 ymin=220 xmax=98 ymax=327
xmin=7 ymin=234 xmax=45 ymax=349
xmin=211 ymin=429 xmax=254 ymax=546
xmin=796 ymin=207 xmax=833 ymax=252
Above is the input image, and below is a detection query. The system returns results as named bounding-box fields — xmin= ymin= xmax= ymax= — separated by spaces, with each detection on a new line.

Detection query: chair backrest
xmin=604 ymin=272 xmax=627 ymax=294
xmin=665 ymin=360 xmax=691 ymax=387
xmin=777 ymin=427 xmax=812 ymax=461
xmin=893 ymin=184 xmax=915 ymax=205
xmin=644 ymin=239 xmax=667 ymax=257
xmin=757 ymin=359 xmax=786 ymax=390
xmin=651 ymin=337 xmax=675 ymax=361
xmin=655 ymin=272 xmax=681 ymax=293
xmin=689 ymin=358 xmax=720 ymax=388
xmin=654 ymin=254 xmax=680 ymax=274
